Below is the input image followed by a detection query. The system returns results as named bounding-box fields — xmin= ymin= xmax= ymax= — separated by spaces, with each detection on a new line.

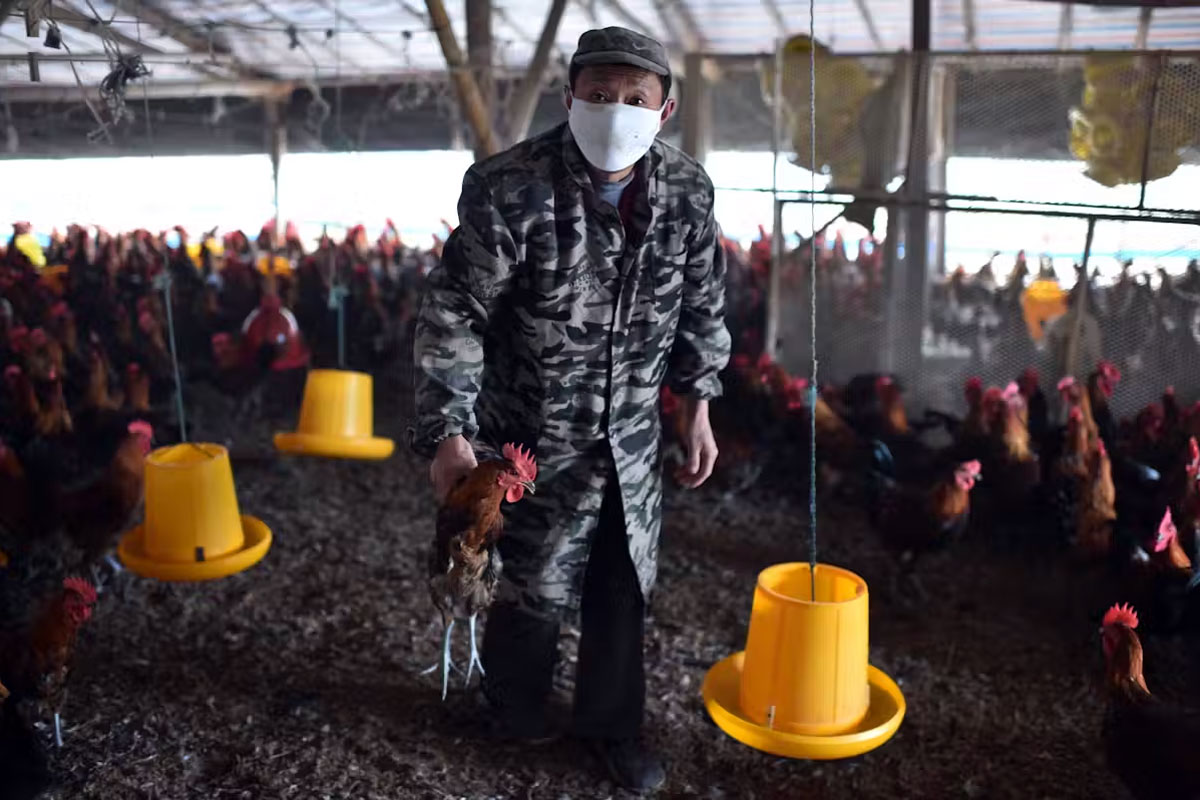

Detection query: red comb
xmin=1097 ymin=439 xmax=1108 ymax=457
xmin=965 ymin=376 xmax=982 ymax=391
xmin=1103 ymin=603 xmax=1138 ymax=630
xmin=29 ymin=328 xmax=47 ymax=347
xmin=501 ymin=442 xmax=537 ymax=482
xmin=1057 ymin=376 xmax=1076 ymax=392
xmin=50 ymin=302 xmax=70 ymax=319
xmin=961 ymin=460 xmax=982 ymax=475
xmin=1166 ymin=386 xmax=1176 ymax=396
xmin=126 ymin=363 xmax=142 ymax=375
xmin=4 ymin=364 xmax=21 ymax=381
xmin=1069 ymin=406 xmax=1083 ymax=421
xmin=127 ymin=420 xmax=153 ymax=439
xmin=1190 ymin=437 xmax=1198 ymax=464
xmin=62 ymin=576 xmax=97 ymax=605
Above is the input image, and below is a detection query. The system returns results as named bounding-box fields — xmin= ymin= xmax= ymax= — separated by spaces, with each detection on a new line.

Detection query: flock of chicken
xmin=2 ymin=215 xmax=1199 ymax=797
xmin=0 ymin=220 xmax=436 ymax=795
xmin=664 ymin=351 xmax=1200 ymax=797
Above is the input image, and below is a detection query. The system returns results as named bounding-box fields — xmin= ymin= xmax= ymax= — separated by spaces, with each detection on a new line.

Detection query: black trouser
xmin=481 ymin=474 xmax=645 ymax=739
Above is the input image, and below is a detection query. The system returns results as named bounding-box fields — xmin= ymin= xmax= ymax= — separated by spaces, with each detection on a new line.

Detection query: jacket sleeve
xmin=410 ymin=167 xmax=518 ymax=458
xmin=666 ymin=194 xmax=731 ymax=400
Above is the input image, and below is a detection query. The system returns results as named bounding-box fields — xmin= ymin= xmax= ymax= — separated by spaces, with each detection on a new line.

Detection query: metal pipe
xmin=765 ymin=37 xmax=783 ymax=362
xmin=776 ymin=191 xmax=1200 ymax=224
xmin=1137 ymin=53 xmax=1165 ymax=211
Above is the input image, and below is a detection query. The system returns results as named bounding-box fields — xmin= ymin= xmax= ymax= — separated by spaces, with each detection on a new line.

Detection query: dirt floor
xmin=36 ymin=374 xmax=1197 ymax=800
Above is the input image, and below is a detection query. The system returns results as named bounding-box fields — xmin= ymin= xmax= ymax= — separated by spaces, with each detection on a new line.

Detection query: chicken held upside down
xmin=425 ymin=443 xmax=537 ymax=701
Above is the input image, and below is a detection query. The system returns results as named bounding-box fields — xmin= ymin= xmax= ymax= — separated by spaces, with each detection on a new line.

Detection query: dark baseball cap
xmin=570 ymin=27 xmax=670 ymax=78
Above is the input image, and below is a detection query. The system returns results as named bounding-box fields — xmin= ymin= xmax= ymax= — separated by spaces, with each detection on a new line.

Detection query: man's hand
xmin=430 ymin=434 xmax=478 ymax=502
xmin=674 ymin=397 xmax=718 ymax=489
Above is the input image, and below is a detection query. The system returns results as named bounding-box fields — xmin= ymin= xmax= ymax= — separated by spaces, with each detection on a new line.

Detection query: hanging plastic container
xmin=274 ymin=369 xmax=394 ymax=460
xmin=118 ymin=443 xmax=271 ymax=581
xmin=702 ymin=563 xmax=905 ymax=759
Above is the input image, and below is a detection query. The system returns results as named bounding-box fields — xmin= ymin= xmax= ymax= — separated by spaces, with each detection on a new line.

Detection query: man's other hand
xmin=431 ymin=434 xmax=478 ymax=502
xmin=674 ymin=397 xmax=717 ymax=489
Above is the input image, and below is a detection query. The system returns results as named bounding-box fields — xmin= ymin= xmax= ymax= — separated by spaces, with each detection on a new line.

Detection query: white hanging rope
xmin=806 ymin=0 xmax=819 ymax=599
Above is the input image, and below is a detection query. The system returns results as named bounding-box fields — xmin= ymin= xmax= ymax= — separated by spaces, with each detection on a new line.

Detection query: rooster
xmin=867 ymin=447 xmax=980 ymax=599
xmin=425 ymin=443 xmax=537 ymax=700
xmin=0 ymin=577 xmax=98 ymax=748
xmin=58 ymin=420 xmax=153 ymax=579
xmin=1100 ymin=603 xmax=1200 ymax=799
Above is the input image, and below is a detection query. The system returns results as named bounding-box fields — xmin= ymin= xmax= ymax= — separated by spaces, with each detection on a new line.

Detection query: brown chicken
xmin=868 ymin=457 xmax=981 ymax=598
xmin=123 ymin=363 xmax=151 ymax=413
xmin=982 ymin=384 xmax=1041 ymax=519
xmin=875 ymin=375 xmax=909 ymax=437
xmin=1100 ymin=603 xmax=1200 ymax=799
xmin=0 ymin=577 xmax=98 ymax=748
xmin=425 ymin=443 xmax=537 ymax=700
xmin=81 ymin=344 xmax=122 ymax=413
xmin=33 ymin=373 xmax=72 ymax=438
xmin=1077 ymin=438 xmax=1117 ymax=560
xmin=58 ymin=420 xmax=153 ymax=573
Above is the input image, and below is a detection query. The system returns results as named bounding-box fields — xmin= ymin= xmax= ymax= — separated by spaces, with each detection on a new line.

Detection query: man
xmin=411 ymin=27 xmax=730 ymax=791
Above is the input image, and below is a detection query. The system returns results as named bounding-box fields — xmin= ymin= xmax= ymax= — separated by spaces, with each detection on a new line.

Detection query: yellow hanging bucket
xmin=274 ymin=369 xmax=395 ymax=460
xmin=1022 ymin=279 xmax=1068 ymax=341
xmin=702 ymin=563 xmax=905 ymax=759
xmin=117 ymin=443 xmax=272 ymax=581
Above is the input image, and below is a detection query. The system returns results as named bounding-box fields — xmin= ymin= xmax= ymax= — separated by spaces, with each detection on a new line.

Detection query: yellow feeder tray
xmin=274 ymin=369 xmax=394 ymax=460
xmin=117 ymin=443 xmax=272 ymax=581
xmin=702 ymin=563 xmax=905 ymax=760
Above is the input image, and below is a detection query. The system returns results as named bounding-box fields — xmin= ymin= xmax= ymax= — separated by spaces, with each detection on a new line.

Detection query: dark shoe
xmin=591 ymin=738 xmax=666 ymax=792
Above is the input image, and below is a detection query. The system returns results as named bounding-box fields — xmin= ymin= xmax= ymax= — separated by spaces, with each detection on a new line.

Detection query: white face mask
xmin=568 ymin=98 xmax=663 ymax=172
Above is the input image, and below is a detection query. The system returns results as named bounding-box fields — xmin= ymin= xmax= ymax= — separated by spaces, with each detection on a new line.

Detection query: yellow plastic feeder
xmin=118 ymin=443 xmax=272 ymax=581
xmin=702 ymin=563 xmax=905 ymax=760
xmin=274 ymin=369 xmax=394 ymax=460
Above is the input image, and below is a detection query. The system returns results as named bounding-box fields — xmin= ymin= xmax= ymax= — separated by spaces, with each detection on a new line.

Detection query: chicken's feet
xmin=419 ymin=617 xmax=457 ymax=701
xmin=464 ymin=613 xmax=486 ymax=688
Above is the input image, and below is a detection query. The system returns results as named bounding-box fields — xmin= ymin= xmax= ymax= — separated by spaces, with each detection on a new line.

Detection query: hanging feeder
xmin=702 ymin=562 xmax=905 ymax=760
xmin=274 ymin=369 xmax=394 ymax=460
xmin=118 ymin=443 xmax=272 ymax=581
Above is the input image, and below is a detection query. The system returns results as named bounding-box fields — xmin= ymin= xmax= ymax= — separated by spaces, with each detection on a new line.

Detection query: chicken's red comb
xmin=211 ymin=332 xmax=232 ymax=347
xmin=965 ymin=376 xmax=983 ymax=392
xmin=876 ymin=375 xmax=895 ymax=390
xmin=4 ymin=364 xmax=21 ymax=381
xmin=1103 ymin=603 xmax=1138 ymax=630
xmin=1069 ymin=406 xmax=1083 ymax=421
xmin=62 ymin=576 xmax=97 ymax=605
xmin=126 ymin=363 xmax=142 ymax=375
xmin=127 ymin=420 xmax=153 ymax=439
xmin=1155 ymin=509 xmax=1177 ymax=551
xmin=29 ymin=328 xmax=47 ymax=346
xmin=1020 ymin=366 xmax=1039 ymax=382
xmin=501 ymin=443 xmax=537 ymax=482
xmin=1057 ymin=376 xmax=1076 ymax=392
xmin=1098 ymin=361 xmax=1121 ymax=382
xmin=1097 ymin=439 xmax=1108 ymax=457
xmin=50 ymin=302 xmax=70 ymax=319
xmin=959 ymin=459 xmax=982 ymax=475
xmin=1166 ymin=385 xmax=1176 ymax=397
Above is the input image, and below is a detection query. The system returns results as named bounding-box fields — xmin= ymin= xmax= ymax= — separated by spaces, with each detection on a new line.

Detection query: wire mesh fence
xmin=748 ymin=39 xmax=1200 ymax=421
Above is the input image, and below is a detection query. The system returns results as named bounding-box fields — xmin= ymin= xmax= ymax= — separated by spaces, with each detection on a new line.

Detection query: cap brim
xmin=572 ymin=51 xmax=670 ymax=77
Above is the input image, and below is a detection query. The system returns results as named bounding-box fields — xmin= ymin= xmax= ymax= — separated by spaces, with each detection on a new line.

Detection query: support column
xmin=928 ymin=65 xmax=953 ymax=278
xmin=265 ymin=96 xmax=287 ymax=250
xmin=682 ymin=52 xmax=711 ymax=163
xmin=889 ymin=0 xmax=931 ymax=383
xmin=466 ymin=0 xmax=494 ymax=162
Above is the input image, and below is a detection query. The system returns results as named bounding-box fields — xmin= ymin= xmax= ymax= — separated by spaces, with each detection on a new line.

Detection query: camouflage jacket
xmin=412 ymin=122 xmax=730 ymax=621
